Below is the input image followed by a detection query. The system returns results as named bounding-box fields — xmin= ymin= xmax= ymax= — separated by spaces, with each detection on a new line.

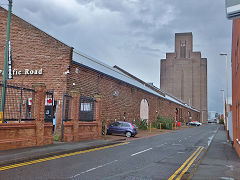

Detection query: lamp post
xmin=220 ymin=89 xmax=225 ymax=124
xmin=0 ymin=0 xmax=13 ymax=122
xmin=220 ymin=53 xmax=228 ymax=130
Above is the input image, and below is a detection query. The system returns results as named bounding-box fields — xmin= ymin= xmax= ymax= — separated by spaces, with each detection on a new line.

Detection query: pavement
xmin=192 ymin=125 xmax=240 ymax=180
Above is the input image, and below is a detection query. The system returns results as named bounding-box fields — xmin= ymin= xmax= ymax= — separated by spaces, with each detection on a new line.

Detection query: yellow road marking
xmin=0 ymin=142 xmax=129 ymax=171
xmin=176 ymin=146 xmax=204 ymax=180
xmin=168 ymin=146 xmax=203 ymax=180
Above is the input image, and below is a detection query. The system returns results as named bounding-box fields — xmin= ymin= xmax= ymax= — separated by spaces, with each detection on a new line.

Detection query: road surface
xmin=0 ymin=124 xmax=218 ymax=180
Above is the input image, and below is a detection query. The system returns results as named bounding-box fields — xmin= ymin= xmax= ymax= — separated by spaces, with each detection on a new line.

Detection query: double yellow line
xmin=0 ymin=142 xmax=129 ymax=171
xmin=168 ymin=146 xmax=204 ymax=180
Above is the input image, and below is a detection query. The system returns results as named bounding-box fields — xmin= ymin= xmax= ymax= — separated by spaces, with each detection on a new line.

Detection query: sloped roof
xmin=72 ymin=51 xmax=165 ymax=98
xmin=72 ymin=50 xmax=199 ymax=112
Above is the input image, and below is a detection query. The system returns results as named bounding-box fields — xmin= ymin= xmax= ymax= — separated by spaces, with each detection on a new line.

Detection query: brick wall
xmin=0 ymin=7 xmax=200 ymax=146
xmin=231 ymin=18 xmax=240 ymax=157
xmin=0 ymin=123 xmax=37 ymax=150
xmin=62 ymin=92 xmax=102 ymax=142
xmin=0 ymin=7 xmax=72 ymax=134
xmin=67 ymin=62 xmax=199 ymax=125
xmin=0 ymin=84 xmax=53 ymax=150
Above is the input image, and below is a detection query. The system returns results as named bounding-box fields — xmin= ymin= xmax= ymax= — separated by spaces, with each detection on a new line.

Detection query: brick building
xmin=0 ymin=7 xmax=200 ymax=143
xmin=231 ymin=18 xmax=240 ymax=157
xmin=160 ymin=33 xmax=207 ymax=123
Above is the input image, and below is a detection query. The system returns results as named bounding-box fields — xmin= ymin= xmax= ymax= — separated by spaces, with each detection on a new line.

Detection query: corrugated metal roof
xmin=147 ymin=84 xmax=199 ymax=112
xmin=72 ymin=51 xmax=165 ymax=98
xmin=72 ymin=50 xmax=199 ymax=112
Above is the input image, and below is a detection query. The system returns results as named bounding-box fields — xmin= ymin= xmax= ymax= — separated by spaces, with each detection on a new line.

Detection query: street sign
xmin=226 ymin=0 xmax=240 ymax=19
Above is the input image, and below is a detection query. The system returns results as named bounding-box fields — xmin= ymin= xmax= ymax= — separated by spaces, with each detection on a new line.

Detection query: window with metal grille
xmin=79 ymin=96 xmax=95 ymax=122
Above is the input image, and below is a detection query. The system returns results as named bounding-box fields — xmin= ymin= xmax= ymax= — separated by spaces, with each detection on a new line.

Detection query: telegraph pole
xmin=0 ymin=0 xmax=13 ymax=122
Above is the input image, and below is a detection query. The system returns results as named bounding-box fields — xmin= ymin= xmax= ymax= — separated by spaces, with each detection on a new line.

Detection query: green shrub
xmin=219 ymin=118 xmax=224 ymax=124
xmin=53 ymin=134 xmax=60 ymax=141
xmin=152 ymin=122 xmax=161 ymax=129
xmin=155 ymin=116 xmax=174 ymax=130
xmin=134 ymin=119 xmax=148 ymax=130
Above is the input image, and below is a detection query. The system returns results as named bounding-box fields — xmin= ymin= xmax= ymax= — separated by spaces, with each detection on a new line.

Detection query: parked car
xmin=208 ymin=118 xmax=217 ymax=123
xmin=188 ymin=121 xmax=202 ymax=126
xmin=107 ymin=121 xmax=138 ymax=137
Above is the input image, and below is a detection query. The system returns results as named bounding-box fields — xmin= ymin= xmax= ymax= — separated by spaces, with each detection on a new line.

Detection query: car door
xmin=110 ymin=122 xmax=121 ymax=134
xmin=120 ymin=122 xmax=130 ymax=134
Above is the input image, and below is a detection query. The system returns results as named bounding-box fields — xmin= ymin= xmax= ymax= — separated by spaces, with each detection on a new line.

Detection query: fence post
xmin=94 ymin=95 xmax=102 ymax=137
xmin=33 ymin=83 xmax=46 ymax=146
xmin=70 ymin=91 xmax=80 ymax=142
xmin=150 ymin=122 xmax=152 ymax=133
xmin=105 ymin=124 xmax=107 ymax=137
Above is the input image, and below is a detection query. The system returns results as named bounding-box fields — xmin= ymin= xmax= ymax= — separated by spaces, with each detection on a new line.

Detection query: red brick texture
xmin=0 ymin=123 xmax=36 ymax=150
xmin=231 ymin=18 xmax=240 ymax=157
xmin=0 ymin=84 xmax=53 ymax=150
xmin=0 ymin=7 xmax=200 ymax=149
xmin=62 ymin=92 xmax=102 ymax=142
xmin=0 ymin=7 xmax=72 ymax=135
xmin=67 ymin=62 xmax=200 ymax=125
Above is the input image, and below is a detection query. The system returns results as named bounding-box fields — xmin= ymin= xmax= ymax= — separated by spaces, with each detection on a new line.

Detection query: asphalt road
xmin=0 ymin=124 xmax=219 ymax=180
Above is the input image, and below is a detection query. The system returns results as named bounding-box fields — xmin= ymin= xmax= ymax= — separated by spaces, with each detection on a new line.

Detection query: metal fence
xmin=62 ymin=94 xmax=72 ymax=122
xmin=79 ymin=96 xmax=96 ymax=122
xmin=0 ymin=83 xmax=35 ymax=122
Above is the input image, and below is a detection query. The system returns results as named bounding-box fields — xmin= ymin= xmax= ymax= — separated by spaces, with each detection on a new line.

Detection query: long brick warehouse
xmin=0 ymin=6 xmax=200 ymax=147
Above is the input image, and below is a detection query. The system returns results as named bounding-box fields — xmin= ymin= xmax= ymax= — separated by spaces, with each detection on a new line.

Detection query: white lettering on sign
xmin=0 ymin=69 xmax=43 ymax=76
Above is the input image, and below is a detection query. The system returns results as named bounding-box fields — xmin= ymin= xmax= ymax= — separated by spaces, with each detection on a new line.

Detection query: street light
xmin=220 ymin=89 xmax=225 ymax=124
xmin=220 ymin=53 xmax=228 ymax=130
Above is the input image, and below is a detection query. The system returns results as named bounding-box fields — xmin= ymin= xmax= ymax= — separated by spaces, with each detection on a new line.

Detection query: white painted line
xmin=70 ymin=160 xmax=118 ymax=178
xmin=131 ymin=148 xmax=152 ymax=156
xmin=208 ymin=135 xmax=215 ymax=146
xmin=156 ymin=144 xmax=165 ymax=148
xmin=220 ymin=177 xmax=234 ymax=180
xmin=172 ymin=144 xmax=182 ymax=146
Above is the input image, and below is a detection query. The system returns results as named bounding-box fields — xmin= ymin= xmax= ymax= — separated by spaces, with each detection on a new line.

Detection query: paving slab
xmin=192 ymin=126 xmax=240 ymax=180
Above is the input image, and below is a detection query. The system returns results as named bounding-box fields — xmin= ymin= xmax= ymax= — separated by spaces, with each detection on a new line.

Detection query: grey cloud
xmin=14 ymin=0 xmax=78 ymax=26
xmin=3 ymin=0 xmax=232 ymax=113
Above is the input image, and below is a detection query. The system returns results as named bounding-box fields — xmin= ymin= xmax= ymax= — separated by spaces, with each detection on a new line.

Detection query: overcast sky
xmin=1 ymin=0 xmax=232 ymax=114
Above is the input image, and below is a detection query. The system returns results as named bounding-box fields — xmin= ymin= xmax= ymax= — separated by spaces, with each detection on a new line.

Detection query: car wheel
xmin=126 ymin=131 xmax=132 ymax=138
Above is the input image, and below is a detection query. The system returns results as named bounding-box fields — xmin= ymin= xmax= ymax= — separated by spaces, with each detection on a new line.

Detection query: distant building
xmin=208 ymin=111 xmax=217 ymax=122
xmin=160 ymin=33 xmax=207 ymax=123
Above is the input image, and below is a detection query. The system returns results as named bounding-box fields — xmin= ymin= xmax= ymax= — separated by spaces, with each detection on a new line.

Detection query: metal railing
xmin=0 ymin=83 xmax=35 ymax=122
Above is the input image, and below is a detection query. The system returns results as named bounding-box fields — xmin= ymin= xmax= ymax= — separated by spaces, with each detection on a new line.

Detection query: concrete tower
xmin=160 ymin=32 xmax=207 ymax=123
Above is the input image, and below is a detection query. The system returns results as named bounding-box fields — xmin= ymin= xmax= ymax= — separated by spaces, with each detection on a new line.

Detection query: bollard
xmin=0 ymin=111 xmax=3 ymax=123
xmin=105 ymin=124 xmax=107 ymax=137
xmin=150 ymin=122 xmax=152 ymax=133
xmin=160 ymin=123 xmax=162 ymax=130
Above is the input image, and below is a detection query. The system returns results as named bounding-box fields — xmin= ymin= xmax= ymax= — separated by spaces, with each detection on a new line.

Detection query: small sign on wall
xmin=28 ymin=98 xmax=54 ymax=106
